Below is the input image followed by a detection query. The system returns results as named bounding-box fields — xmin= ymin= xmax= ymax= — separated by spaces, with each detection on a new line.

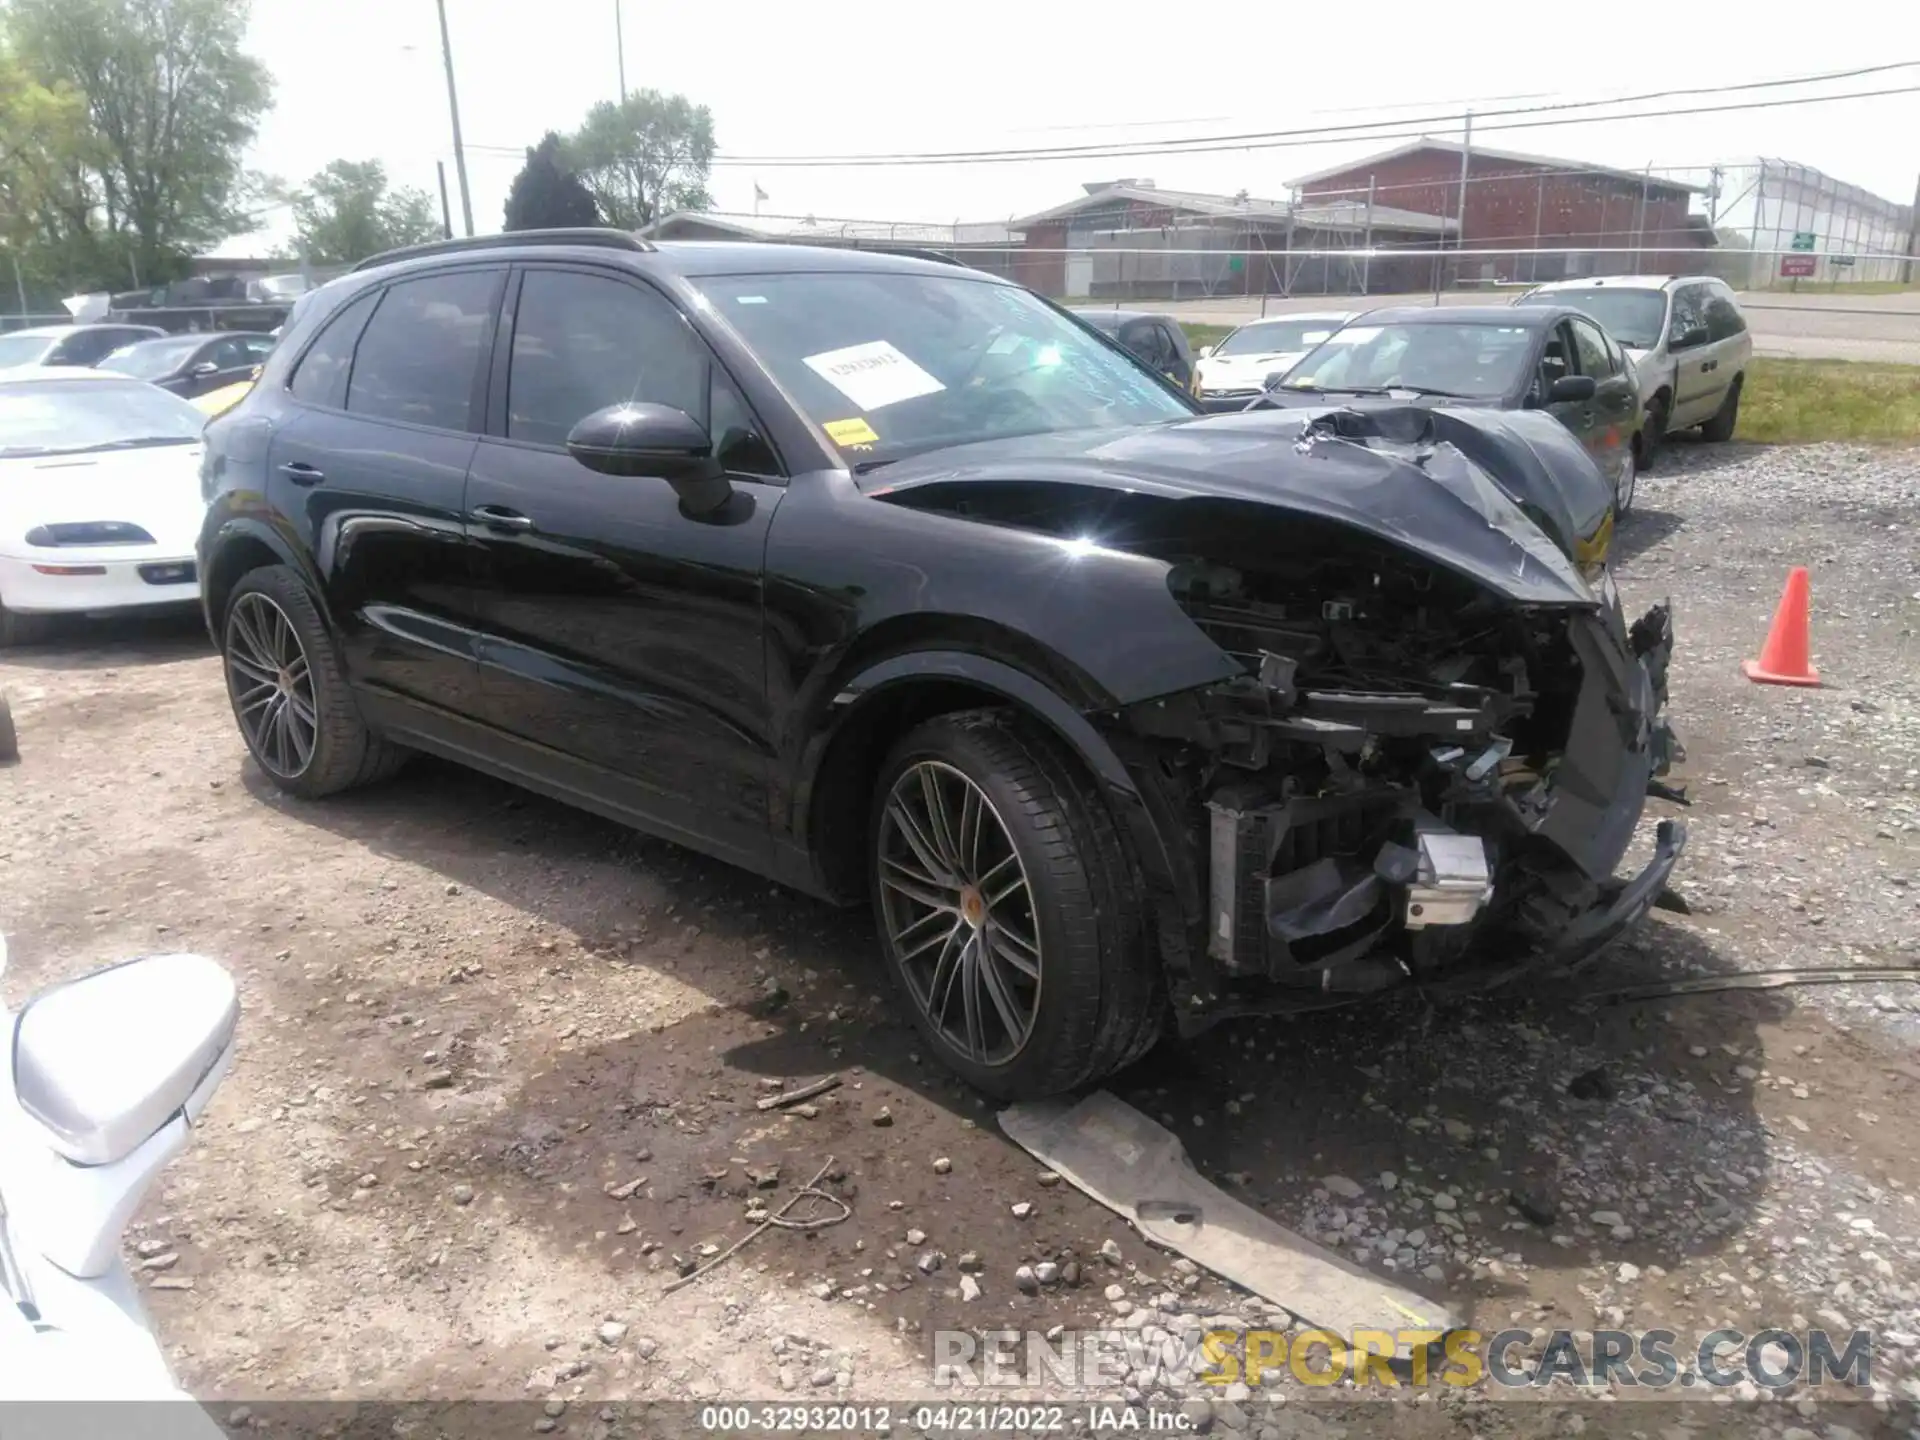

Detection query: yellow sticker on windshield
xmin=824 ymin=417 xmax=880 ymax=447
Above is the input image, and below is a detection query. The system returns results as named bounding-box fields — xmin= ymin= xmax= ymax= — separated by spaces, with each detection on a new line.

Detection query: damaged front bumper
xmin=1129 ymin=597 xmax=1688 ymax=1026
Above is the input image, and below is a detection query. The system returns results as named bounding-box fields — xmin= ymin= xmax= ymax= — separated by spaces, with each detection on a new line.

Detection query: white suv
xmin=1512 ymin=275 xmax=1752 ymax=459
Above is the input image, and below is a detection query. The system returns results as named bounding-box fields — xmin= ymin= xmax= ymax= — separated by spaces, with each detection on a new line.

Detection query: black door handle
xmin=1701 ymin=360 xmax=1716 ymax=373
xmin=279 ymin=461 xmax=324 ymax=487
xmin=470 ymin=505 xmax=534 ymax=533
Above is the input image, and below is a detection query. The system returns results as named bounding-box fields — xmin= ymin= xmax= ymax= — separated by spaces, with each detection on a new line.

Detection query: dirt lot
xmin=1 ymin=439 xmax=1917 ymax=1438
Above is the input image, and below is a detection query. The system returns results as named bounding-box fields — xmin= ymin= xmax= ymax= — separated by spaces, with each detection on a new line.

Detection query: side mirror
xmin=190 ymin=361 xmax=219 ymax=377
xmin=13 ymin=953 xmax=238 ymax=1167
xmin=1548 ymin=374 xmax=1597 ymax=403
xmin=566 ymin=402 xmax=733 ymax=515
xmin=1196 ymin=344 xmax=1215 ymax=359
xmin=1670 ymin=325 xmax=1709 ymax=350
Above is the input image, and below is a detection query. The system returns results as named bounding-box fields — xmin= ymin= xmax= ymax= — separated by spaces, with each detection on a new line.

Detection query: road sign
xmin=1779 ymin=254 xmax=1817 ymax=277
xmin=1790 ymin=232 xmax=1817 ymax=252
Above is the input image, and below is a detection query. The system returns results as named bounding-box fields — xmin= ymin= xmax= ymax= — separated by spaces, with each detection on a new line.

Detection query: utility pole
xmin=1360 ymin=175 xmax=1375 ymax=296
xmin=1905 ymin=167 xmax=1920 ymax=286
xmin=615 ymin=0 xmax=627 ymax=101
xmin=1440 ymin=109 xmax=1471 ymax=303
xmin=435 ymin=0 xmax=475 ymax=237
xmin=437 ymin=162 xmax=454 ymax=239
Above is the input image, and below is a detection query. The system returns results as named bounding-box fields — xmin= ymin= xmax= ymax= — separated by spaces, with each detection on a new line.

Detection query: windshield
xmin=99 ymin=338 xmax=203 ymax=380
xmin=0 ymin=333 xmax=58 ymax=369
xmin=1515 ymin=288 xmax=1666 ymax=349
xmin=694 ymin=273 xmax=1194 ymax=467
xmin=1281 ymin=322 xmax=1536 ymax=399
xmin=1214 ymin=318 xmax=1345 ymax=357
xmin=0 ymin=379 xmax=205 ymax=456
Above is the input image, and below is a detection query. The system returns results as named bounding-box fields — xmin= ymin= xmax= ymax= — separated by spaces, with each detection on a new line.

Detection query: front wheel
xmin=1699 ymin=376 xmax=1742 ymax=443
xmin=221 ymin=565 xmax=407 ymax=798
xmin=868 ymin=709 xmax=1163 ymax=1099
xmin=1616 ymin=442 xmax=1639 ymax=516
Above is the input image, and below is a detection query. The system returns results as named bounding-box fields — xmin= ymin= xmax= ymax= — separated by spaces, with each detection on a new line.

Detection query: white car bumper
xmin=0 ymin=549 xmax=198 ymax=615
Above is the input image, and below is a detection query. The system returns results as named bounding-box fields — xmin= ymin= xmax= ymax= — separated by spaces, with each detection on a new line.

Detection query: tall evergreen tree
xmin=503 ymin=132 xmax=599 ymax=231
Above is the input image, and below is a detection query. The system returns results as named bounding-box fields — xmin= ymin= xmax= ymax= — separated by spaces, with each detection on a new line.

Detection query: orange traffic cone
xmin=1742 ymin=566 xmax=1821 ymax=687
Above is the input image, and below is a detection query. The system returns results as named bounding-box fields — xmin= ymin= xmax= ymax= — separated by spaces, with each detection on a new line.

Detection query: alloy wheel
xmin=876 ymin=760 xmax=1042 ymax=1066
xmin=225 ymin=592 xmax=317 ymax=778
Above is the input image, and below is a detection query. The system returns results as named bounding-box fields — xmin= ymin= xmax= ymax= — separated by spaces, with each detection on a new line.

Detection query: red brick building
xmin=1289 ymin=139 xmax=1712 ymax=285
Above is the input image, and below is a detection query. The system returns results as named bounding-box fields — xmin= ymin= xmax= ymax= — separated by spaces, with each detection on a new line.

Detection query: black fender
xmin=197 ymin=512 xmax=333 ymax=639
xmin=784 ymin=649 xmax=1191 ymax=932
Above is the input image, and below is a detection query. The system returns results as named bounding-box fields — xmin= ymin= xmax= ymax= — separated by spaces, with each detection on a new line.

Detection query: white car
xmin=1193 ymin=311 xmax=1356 ymax=411
xmin=0 ymin=369 xmax=206 ymax=646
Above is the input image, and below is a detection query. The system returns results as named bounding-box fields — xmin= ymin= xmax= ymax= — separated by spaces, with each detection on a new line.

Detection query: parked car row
xmin=1087 ymin=274 xmax=1753 ymax=516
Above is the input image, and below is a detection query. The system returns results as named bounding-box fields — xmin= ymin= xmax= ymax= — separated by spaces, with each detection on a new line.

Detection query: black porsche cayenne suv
xmin=198 ymin=228 xmax=1685 ymax=1099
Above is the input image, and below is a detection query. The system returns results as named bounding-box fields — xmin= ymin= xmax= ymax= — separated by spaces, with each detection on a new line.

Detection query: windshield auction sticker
xmin=823 ymin=417 xmax=879 ymax=447
xmin=803 ymin=340 xmax=946 ymax=411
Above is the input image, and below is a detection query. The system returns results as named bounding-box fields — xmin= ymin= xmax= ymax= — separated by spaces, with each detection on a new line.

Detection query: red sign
xmin=1779 ymin=254 xmax=1817 ymax=277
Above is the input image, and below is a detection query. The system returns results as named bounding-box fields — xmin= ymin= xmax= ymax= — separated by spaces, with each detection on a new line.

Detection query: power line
xmin=702 ymin=62 xmax=1920 ymax=168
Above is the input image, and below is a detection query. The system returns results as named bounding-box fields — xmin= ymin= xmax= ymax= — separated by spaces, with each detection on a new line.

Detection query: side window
xmin=241 ymin=335 xmax=276 ymax=362
xmin=288 ymin=290 xmax=379 ymax=410
xmin=1570 ymin=318 xmax=1615 ymax=377
xmin=208 ymin=337 xmax=247 ymax=369
xmin=346 ymin=270 xmax=499 ymax=430
xmin=1704 ymin=285 xmax=1746 ymax=341
xmin=505 ymin=269 xmax=708 ymax=448
xmin=1668 ymin=286 xmax=1707 ymax=347
xmin=1156 ymin=324 xmax=1187 ymax=372
xmin=1537 ymin=321 xmax=1574 ymax=392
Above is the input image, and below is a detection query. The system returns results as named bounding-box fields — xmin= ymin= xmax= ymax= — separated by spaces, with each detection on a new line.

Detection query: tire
xmin=220 ymin=564 xmax=408 ymax=798
xmin=0 ymin=693 xmax=16 ymax=763
xmin=1616 ymin=441 xmax=1639 ymax=516
xmin=868 ymin=708 xmax=1164 ymax=1099
xmin=0 ymin=600 xmax=51 ymax=648
xmin=1699 ymin=376 xmax=1742 ymax=443
xmin=1641 ymin=394 xmax=1669 ymax=470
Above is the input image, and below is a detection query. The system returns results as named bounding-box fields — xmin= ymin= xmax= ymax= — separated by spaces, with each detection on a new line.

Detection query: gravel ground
xmin=0 ymin=439 xmax=1916 ymax=1438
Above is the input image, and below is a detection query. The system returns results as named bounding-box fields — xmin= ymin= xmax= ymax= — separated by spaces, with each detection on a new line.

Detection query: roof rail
xmin=350 ymin=228 xmax=654 ymax=273
xmin=803 ymin=240 xmax=971 ymax=269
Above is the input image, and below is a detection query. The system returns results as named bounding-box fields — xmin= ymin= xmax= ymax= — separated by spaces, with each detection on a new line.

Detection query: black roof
xmin=1357 ymin=305 xmax=1569 ymax=328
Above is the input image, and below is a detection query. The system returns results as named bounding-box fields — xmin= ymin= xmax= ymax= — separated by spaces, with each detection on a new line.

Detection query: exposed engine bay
xmin=1127 ymin=526 xmax=1680 ymax=1004
xmin=868 ymin=406 xmax=1687 ymax=1020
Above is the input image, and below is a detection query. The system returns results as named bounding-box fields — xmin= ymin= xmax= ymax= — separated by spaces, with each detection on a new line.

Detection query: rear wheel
xmin=221 ymin=565 xmax=407 ymax=798
xmin=869 ymin=709 xmax=1163 ymax=1099
xmin=1699 ymin=376 xmax=1742 ymax=443
xmin=0 ymin=600 xmax=51 ymax=648
xmin=1616 ymin=443 xmax=1639 ymax=516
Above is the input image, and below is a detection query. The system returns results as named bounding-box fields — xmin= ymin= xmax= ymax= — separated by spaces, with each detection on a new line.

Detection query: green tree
xmin=285 ymin=160 xmax=442 ymax=266
xmin=563 ymin=90 xmax=714 ymax=230
xmin=504 ymin=131 xmax=600 ymax=231
xmin=3 ymin=0 xmax=273 ymax=288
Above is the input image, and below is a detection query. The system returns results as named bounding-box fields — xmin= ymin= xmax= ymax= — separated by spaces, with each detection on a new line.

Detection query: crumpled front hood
xmin=866 ymin=408 xmax=1599 ymax=607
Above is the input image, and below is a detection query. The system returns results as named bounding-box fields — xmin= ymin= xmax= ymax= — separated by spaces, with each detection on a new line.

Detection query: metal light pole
xmin=615 ymin=0 xmax=627 ymax=101
xmin=435 ymin=0 xmax=475 ymax=237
